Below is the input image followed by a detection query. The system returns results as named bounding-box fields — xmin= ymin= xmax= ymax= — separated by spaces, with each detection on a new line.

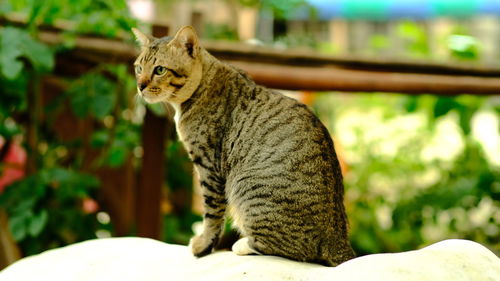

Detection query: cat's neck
xmin=168 ymin=49 xmax=215 ymax=124
xmin=177 ymin=50 xmax=230 ymax=117
xmin=192 ymin=49 xmax=221 ymax=98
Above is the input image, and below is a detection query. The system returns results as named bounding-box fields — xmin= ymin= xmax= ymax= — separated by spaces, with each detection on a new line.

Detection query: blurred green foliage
xmin=367 ymin=20 xmax=481 ymax=61
xmin=204 ymin=22 xmax=239 ymax=41
xmin=314 ymin=92 xmax=499 ymax=255
xmin=0 ymin=26 xmax=54 ymax=79
xmin=447 ymin=34 xmax=480 ymax=60
xmin=396 ymin=21 xmax=430 ymax=57
xmin=240 ymin=0 xmax=309 ymax=20
xmin=1 ymin=0 xmax=136 ymax=37
xmin=0 ymin=168 xmax=100 ymax=255
xmin=162 ymin=132 xmax=200 ymax=245
xmin=317 ymin=20 xmax=498 ymax=254
xmin=0 ymin=0 xmax=139 ymax=255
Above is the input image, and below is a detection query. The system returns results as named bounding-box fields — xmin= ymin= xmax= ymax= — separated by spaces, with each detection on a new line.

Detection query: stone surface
xmin=0 ymin=238 xmax=499 ymax=281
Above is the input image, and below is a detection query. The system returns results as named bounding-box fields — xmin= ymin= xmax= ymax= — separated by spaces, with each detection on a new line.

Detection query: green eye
xmin=154 ymin=66 xmax=167 ymax=76
xmin=134 ymin=65 xmax=142 ymax=74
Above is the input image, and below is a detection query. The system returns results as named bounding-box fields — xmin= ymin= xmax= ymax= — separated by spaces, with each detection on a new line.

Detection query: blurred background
xmin=0 ymin=0 xmax=499 ymax=269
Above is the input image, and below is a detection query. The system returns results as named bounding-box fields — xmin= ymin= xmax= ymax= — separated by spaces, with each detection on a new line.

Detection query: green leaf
xmin=27 ymin=0 xmax=44 ymax=25
xmin=92 ymin=90 xmax=114 ymax=119
xmin=20 ymin=35 xmax=54 ymax=72
xmin=67 ymin=73 xmax=116 ymax=119
xmin=106 ymin=145 xmax=127 ymax=167
xmin=0 ymin=26 xmax=54 ymax=79
xmin=90 ymin=130 xmax=109 ymax=148
xmin=28 ymin=210 xmax=48 ymax=237
xmin=67 ymin=81 xmax=91 ymax=118
xmin=403 ymin=96 xmax=418 ymax=113
xmin=447 ymin=34 xmax=480 ymax=60
xmin=40 ymin=167 xmax=72 ymax=184
xmin=78 ymin=174 xmax=100 ymax=190
xmin=8 ymin=210 xmax=33 ymax=241
xmin=9 ymin=217 xmax=27 ymax=241
xmin=11 ymin=197 xmax=37 ymax=214
xmin=0 ymin=175 xmax=44 ymax=213
xmin=457 ymin=107 xmax=474 ymax=135
xmin=0 ymin=27 xmax=24 ymax=79
xmin=433 ymin=97 xmax=458 ymax=119
xmin=396 ymin=21 xmax=429 ymax=56
xmin=39 ymin=168 xmax=99 ymax=200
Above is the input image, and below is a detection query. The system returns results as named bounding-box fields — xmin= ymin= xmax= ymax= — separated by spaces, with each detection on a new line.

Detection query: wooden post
xmin=0 ymin=210 xmax=21 ymax=270
xmin=136 ymin=24 xmax=169 ymax=239
xmin=26 ymin=70 xmax=40 ymax=175
xmin=136 ymin=109 xmax=167 ymax=239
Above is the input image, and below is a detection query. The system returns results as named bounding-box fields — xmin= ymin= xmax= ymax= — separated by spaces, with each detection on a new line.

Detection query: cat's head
xmin=132 ymin=26 xmax=203 ymax=104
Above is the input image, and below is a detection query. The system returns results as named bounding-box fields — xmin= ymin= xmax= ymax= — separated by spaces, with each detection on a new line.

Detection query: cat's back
xmin=224 ymin=82 xmax=338 ymax=180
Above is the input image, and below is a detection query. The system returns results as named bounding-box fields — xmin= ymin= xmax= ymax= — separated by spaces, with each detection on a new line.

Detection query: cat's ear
xmin=132 ymin=28 xmax=154 ymax=47
xmin=172 ymin=26 xmax=199 ymax=58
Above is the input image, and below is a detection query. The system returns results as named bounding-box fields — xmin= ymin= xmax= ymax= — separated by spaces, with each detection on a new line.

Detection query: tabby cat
xmin=132 ymin=26 xmax=355 ymax=266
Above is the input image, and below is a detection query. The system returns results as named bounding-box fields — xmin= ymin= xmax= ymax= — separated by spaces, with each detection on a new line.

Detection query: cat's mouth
xmin=148 ymin=87 xmax=161 ymax=93
xmin=141 ymin=89 xmax=169 ymax=103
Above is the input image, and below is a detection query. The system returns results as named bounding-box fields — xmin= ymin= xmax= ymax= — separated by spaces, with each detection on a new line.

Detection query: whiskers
xmin=130 ymin=89 xmax=198 ymax=120
xmin=133 ymin=90 xmax=175 ymax=118
xmin=133 ymin=92 xmax=143 ymax=108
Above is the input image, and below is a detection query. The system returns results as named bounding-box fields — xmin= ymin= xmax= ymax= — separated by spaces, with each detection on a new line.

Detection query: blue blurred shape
xmin=301 ymin=0 xmax=500 ymax=19
xmin=389 ymin=0 xmax=432 ymax=19
xmin=479 ymin=0 xmax=500 ymax=13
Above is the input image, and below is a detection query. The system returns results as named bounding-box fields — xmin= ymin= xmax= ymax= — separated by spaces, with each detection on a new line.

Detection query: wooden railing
xmin=3 ymin=13 xmax=500 ymax=95
xmin=35 ymin=28 xmax=500 ymax=95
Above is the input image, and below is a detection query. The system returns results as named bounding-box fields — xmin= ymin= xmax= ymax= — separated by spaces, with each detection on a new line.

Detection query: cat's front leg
xmin=189 ymin=178 xmax=226 ymax=257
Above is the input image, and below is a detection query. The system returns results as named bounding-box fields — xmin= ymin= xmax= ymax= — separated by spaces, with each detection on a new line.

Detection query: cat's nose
xmin=139 ymin=82 xmax=148 ymax=91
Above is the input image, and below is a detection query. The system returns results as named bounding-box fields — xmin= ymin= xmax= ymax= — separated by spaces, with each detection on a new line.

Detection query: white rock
xmin=0 ymin=238 xmax=498 ymax=281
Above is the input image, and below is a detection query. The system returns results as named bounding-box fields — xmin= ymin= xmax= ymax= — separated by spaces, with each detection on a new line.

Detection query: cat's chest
xmin=172 ymin=104 xmax=182 ymax=126
xmin=171 ymin=103 xmax=184 ymax=140
xmin=172 ymin=103 xmax=224 ymax=170
xmin=177 ymin=124 xmax=216 ymax=167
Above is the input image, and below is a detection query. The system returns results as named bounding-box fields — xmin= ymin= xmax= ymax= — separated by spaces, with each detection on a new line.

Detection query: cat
xmin=132 ymin=26 xmax=355 ymax=266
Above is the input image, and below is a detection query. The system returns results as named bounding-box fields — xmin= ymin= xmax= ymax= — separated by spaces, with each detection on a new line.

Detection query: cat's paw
xmin=189 ymin=234 xmax=214 ymax=257
xmin=232 ymin=237 xmax=259 ymax=256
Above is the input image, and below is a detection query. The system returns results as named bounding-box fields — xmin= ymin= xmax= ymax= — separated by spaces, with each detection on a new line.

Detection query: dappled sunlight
xmin=472 ymin=110 xmax=500 ymax=167
xmin=314 ymin=93 xmax=499 ymax=254
xmin=421 ymin=112 xmax=464 ymax=163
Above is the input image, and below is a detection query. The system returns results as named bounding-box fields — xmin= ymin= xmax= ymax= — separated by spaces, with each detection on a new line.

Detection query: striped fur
xmin=133 ymin=26 xmax=355 ymax=266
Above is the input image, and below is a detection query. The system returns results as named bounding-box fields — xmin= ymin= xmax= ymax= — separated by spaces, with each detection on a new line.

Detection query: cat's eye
xmin=134 ymin=65 xmax=142 ymax=74
xmin=154 ymin=66 xmax=167 ymax=76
